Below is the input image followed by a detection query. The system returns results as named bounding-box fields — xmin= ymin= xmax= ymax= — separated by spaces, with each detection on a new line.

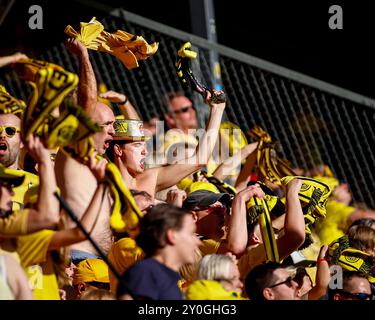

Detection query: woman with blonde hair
xmin=185 ymin=253 xmax=244 ymax=300
xmin=196 ymin=253 xmax=243 ymax=293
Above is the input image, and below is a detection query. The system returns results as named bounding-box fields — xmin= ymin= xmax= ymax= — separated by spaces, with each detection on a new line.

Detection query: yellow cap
xmin=73 ymin=258 xmax=109 ymax=284
xmin=187 ymin=181 xmax=220 ymax=194
xmin=0 ymin=164 xmax=25 ymax=187
xmin=108 ymin=238 xmax=144 ymax=273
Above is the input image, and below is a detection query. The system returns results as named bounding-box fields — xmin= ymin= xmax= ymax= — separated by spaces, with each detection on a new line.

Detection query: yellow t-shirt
xmin=0 ymin=209 xmax=29 ymax=235
xmin=180 ymin=239 xmax=266 ymax=284
xmin=12 ymin=170 xmax=39 ymax=211
xmin=18 ymin=230 xmax=60 ymax=300
xmin=0 ymin=229 xmax=60 ymax=300
xmin=237 ymin=244 xmax=266 ymax=280
xmin=315 ymin=200 xmax=355 ymax=245
xmin=199 ymin=238 xmax=222 ymax=256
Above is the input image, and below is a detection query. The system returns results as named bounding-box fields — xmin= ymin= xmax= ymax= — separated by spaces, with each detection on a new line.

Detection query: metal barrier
xmin=1 ymin=7 xmax=374 ymax=208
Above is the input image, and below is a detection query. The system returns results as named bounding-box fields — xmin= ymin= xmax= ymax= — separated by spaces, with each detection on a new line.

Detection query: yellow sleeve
xmin=16 ymin=229 xmax=55 ymax=268
xmin=316 ymin=200 xmax=355 ymax=245
xmin=0 ymin=209 xmax=29 ymax=235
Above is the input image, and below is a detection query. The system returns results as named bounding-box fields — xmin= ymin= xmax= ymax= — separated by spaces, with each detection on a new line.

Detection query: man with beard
xmin=0 ymin=135 xmax=60 ymax=235
xmin=54 ymin=38 xmax=115 ymax=263
xmin=0 ymin=113 xmax=39 ymax=210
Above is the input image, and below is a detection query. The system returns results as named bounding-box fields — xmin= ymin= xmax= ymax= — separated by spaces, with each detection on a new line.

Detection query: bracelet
xmin=118 ymin=96 xmax=128 ymax=105
xmin=317 ymin=258 xmax=327 ymax=264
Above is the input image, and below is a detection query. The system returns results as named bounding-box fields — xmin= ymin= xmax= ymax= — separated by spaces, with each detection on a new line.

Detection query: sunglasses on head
xmin=269 ymin=276 xmax=295 ymax=288
xmin=173 ymin=105 xmax=194 ymax=114
xmin=0 ymin=126 xmax=20 ymax=137
xmin=339 ymin=290 xmax=372 ymax=300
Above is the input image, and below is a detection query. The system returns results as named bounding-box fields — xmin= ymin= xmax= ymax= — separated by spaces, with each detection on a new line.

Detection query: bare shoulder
xmin=55 ymin=151 xmax=95 ymax=183
xmin=138 ymin=166 xmax=160 ymax=180
xmin=55 ymin=151 xmax=97 ymax=216
xmin=135 ymin=167 xmax=160 ymax=194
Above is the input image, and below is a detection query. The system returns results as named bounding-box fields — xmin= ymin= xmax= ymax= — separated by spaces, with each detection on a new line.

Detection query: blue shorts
xmin=70 ymin=249 xmax=100 ymax=265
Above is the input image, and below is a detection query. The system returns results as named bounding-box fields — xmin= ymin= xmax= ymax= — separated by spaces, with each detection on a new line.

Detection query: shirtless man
xmin=106 ymin=91 xmax=226 ymax=197
xmin=54 ymin=39 xmax=115 ymax=262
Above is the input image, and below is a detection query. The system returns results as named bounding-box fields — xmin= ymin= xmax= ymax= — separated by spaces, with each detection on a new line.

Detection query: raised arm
xmin=213 ymin=142 xmax=258 ymax=181
xmin=25 ymin=135 xmax=60 ymax=232
xmin=276 ymin=179 xmax=305 ymax=259
xmin=308 ymin=245 xmax=330 ymax=300
xmin=0 ymin=52 xmax=28 ymax=68
xmin=227 ymin=184 xmax=265 ymax=255
xmin=65 ymin=38 xmax=97 ymax=113
xmin=48 ymin=154 xmax=108 ymax=250
xmin=235 ymin=144 xmax=258 ymax=192
xmin=155 ymin=90 xmax=226 ymax=191
xmin=99 ymin=90 xmax=140 ymax=120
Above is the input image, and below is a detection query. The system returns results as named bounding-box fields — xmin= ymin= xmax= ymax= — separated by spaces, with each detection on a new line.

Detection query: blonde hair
xmin=196 ymin=254 xmax=233 ymax=281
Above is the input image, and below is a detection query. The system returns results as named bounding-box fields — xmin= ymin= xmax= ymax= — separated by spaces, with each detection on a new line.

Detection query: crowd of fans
xmin=1 ymin=26 xmax=375 ymax=302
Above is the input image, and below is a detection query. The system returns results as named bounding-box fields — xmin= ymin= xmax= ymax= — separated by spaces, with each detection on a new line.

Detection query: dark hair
xmin=328 ymin=271 xmax=370 ymax=300
xmin=162 ymin=91 xmax=188 ymax=112
xmin=85 ymin=281 xmax=110 ymax=291
xmin=135 ymin=203 xmax=190 ymax=256
xmin=106 ymin=140 xmax=130 ymax=162
xmin=130 ymin=189 xmax=152 ymax=200
xmin=244 ymin=261 xmax=283 ymax=300
xmin=349 ymin=218 xmax=375 ymax=229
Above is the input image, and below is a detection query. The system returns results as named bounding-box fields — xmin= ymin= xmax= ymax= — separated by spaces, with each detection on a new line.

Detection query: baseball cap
xmin=182 ymin=190 xmax=231 ymax=210
xmin=0 ymin=164 xmax=25 ymax=188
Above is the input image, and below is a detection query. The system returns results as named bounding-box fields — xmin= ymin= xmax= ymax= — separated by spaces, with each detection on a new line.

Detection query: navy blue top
xmin=121 ymin=258 xmax=183 ymax=300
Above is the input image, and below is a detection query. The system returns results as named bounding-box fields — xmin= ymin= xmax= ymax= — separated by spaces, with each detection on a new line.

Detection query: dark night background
xmin=1 ymin=0 xmax=374 ymax=99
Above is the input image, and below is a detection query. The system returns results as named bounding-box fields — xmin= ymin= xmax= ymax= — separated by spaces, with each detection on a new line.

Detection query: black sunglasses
xmin=269 ymin=276 xmax=295 ymax=288
xmin=339 ymin=290 xmax=372 ymax=300
xmin=173 ymin=105 xmax=194 ymax=114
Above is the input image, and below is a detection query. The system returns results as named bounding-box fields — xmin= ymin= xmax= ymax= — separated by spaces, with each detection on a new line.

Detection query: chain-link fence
xmin=1 ymin=8 xmax=374 ymax=209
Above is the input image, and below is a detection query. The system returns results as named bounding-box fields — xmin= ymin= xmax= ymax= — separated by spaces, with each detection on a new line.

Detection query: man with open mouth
xmin=106 ymin=89 xmax=226 ymax=200
xmin=54 ymin=38 xmax=116 ymax=264
xmin=0 ymin=111 xmax=39 ymax=212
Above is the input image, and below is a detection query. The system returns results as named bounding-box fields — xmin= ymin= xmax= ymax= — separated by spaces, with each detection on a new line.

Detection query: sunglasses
xmin=269 ymin=276 xmax=295 ymax=288
xmin=339 ymin=290 xmax=372 ymax=300
xmin=0 ymin=126 xmax=20 ymax=137
xmin=173 ymin=105 xmax=194 ymax=114
xmin=194 ymin=203 xmax=227 ymax=212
